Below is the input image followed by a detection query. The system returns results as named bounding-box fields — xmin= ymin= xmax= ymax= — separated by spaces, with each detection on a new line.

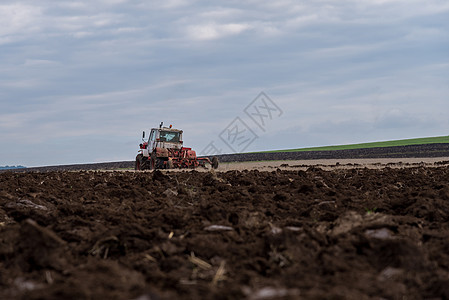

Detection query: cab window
xmin=160 ymin=131 xmax=179 ymax=142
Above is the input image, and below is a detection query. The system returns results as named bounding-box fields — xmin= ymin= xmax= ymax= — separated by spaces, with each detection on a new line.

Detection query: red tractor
xmin=135 ymin=122 xmax=219 ymax=170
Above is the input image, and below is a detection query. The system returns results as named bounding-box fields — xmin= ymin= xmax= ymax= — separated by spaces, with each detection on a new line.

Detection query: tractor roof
xmin=152 ymin=127 xmax=183 ymax=133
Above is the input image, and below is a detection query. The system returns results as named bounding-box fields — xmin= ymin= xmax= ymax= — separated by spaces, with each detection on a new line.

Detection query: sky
xmin=1 ymin=0 xmax=448 ymax=167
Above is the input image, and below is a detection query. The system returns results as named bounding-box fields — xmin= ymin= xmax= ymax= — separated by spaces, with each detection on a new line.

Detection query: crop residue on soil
xmin=2 ymin=167 xmax=449 ymax=299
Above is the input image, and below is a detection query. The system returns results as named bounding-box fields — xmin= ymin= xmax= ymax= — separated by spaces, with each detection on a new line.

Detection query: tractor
xmin=135 ymin=122 xmax=219 ymax=170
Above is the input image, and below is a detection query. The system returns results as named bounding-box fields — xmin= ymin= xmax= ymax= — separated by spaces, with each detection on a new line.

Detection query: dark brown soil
xmin=2 ymin=167 xmax=449 ymax=299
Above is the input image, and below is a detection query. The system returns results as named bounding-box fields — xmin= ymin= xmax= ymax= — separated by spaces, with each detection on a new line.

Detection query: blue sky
xmin=1 ymin=0 xmax=448 ymax=167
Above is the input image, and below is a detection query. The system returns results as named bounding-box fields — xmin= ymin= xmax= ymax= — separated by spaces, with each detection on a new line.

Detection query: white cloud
xmin=137 ymin=0 xmax=194 ymax=9
xmin=186 ymin=22 xmax=251 ymax=40
xmin=0 ymin=4 xmax=42 ymax=37
xmin=198 ymin=8 xmax=244 ymax=19
xmin=97 ymin=0 xmax=129 ymax=4
xmin=52 ymin=13 xmax=122 ymax=32
xmin=114 ymin=27 xmax=142 ymax=34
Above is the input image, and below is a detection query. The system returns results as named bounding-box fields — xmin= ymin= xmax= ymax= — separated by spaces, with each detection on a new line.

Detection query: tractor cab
xmin=148 ymin=127 xmax=183 ymax=151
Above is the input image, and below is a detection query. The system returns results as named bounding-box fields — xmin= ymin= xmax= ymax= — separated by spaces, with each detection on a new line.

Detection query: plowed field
xmin=2 ymin=166 xmax=449 ymax=299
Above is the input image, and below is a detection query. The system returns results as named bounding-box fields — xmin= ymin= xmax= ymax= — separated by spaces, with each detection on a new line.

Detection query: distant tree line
xmin=0 ymin=165 xmax=26 ymax=170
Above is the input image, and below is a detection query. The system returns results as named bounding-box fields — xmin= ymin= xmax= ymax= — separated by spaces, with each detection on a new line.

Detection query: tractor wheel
xmin=147 ymin=157 xmax=154 ymax=170
xmin=212 ymin=156 xmax=219 ymax=169
xmin=155 ymin=158 xmax=165 ymax=169
xmin=148 ymin=153 xmax=159 ymax=170
xmin=135 ymin=154 xmax=143 ymax=171
xmin=167 ymin=159 xmax=174 ymax=169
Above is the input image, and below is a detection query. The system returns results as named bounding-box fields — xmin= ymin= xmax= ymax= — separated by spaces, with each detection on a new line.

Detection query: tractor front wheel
xmin=147 ymin=157 xmax=154 ymax=170
xmin=135 ymin=154 xmax=143 ymax=171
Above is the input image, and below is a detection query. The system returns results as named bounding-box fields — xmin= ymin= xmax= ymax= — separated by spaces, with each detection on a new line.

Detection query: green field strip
xmin=256 ymin=136 xmax=449 ymax=153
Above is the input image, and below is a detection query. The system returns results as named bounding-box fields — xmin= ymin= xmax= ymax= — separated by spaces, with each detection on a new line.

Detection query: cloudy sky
xmin=1 ymin=0 xmax=448 ymax=167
